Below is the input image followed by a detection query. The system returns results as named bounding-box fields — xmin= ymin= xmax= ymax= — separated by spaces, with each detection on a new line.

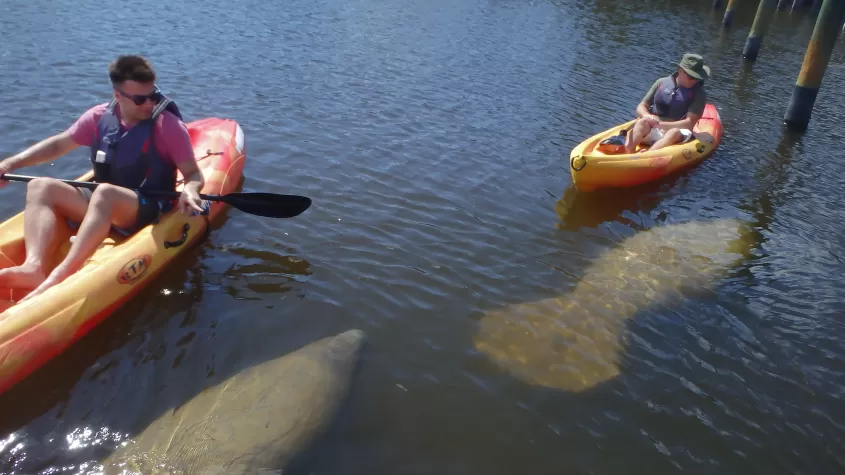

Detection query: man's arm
xmin=177 ymin=158 xmax=205 ymax=196
xmin=163 ymin=120 xmax=205 ymax=213
xmin=636 ymin=101 xmax=652 ymax=118
xmin=2 ymin=104 xmax=106 ymax=172
xmin=0 ymin=131 xmax=80 ymax=171
xmin=656 ymin=113 xmax=700 ymax=131
xmin=173 ymin=156 xmax=205 ymax=214
xmin=636 ymin=80 xmax=660 ymax=118
xmin=157 ymin=113 xmax=206 ymax=212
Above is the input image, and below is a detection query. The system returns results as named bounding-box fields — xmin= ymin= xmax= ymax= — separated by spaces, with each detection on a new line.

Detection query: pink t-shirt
xmin=66 ymin=102 xmax=194 ymax=166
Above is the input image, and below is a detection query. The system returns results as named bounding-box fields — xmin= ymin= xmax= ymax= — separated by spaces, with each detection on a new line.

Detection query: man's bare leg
xmin=648 ymin=128 xmax=682 ymax=152
xmin=625 ymin=118 xmax=653 ymax=154
xmin=19 ymin=184 xmax=141 ymax=302
xmin=0 ymin=178 xmax=89 ymax=290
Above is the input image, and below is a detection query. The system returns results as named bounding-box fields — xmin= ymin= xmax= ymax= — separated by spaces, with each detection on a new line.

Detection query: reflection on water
xmin=554 ymin=176 xmax=690 ymax=232
xmin=1 ymin=0 xmax=845 ymax=472
xmin=216 ymin=246 xmax=313 ymax=301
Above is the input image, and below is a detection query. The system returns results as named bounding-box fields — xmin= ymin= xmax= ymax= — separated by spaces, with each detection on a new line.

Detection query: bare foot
xmin=17 ymin=265 xmax=75 ymax=303
xmin=0 ymin=264 xmax=47 ymax=290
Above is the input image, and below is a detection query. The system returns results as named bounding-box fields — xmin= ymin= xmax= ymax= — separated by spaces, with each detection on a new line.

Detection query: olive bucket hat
xmin=677 ymin=53 xmax=711 ymax=81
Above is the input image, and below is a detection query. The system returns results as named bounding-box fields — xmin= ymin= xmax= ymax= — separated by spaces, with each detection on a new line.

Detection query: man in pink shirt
xmin=0 ymin=55 xmax=205 ymax=302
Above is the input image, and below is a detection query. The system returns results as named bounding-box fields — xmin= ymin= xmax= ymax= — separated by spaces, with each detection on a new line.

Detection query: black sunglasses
xmin=116 ymin=85 xmax=162 ymax=105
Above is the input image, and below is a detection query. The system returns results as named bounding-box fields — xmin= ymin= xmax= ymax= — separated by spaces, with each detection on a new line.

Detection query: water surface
xmin=1 ymin=0 xmax=844 ymax=473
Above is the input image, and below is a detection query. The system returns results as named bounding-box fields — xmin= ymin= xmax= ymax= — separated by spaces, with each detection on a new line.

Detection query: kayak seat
xmin=595 ymin=142 xmax=649 ymax=155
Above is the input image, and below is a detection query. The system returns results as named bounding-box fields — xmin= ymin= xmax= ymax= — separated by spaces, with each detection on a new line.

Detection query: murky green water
xmin=1 ymin=0 xmax=844 ymax=473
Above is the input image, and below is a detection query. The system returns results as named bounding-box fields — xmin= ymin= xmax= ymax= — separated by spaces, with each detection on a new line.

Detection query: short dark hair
xmin=108 ymin=55 xmax=156 ymax=85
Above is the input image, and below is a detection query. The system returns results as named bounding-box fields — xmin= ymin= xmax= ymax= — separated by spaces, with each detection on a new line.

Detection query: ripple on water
xmin=2 ymin=0 xmax=845 ymax=473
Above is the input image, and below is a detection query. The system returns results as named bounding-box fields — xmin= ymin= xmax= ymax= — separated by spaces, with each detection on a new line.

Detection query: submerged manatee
xmin=473 ymin=219 xmax=755 ymax=392
xmin=99 ymin=329 xmax=366 ymax=475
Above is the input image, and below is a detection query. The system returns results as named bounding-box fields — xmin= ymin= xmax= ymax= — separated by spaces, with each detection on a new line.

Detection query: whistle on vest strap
xmin=95 ymin=150 xmax=107 ymax=163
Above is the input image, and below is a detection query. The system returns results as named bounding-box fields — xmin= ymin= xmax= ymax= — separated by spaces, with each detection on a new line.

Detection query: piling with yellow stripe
xmin=743 ymin=0 xmax=779 ymax=60
xmin=723 ymin=0 xmax=740 ymax=27
xmin=783 ymin=0 xmax=845 ymax=131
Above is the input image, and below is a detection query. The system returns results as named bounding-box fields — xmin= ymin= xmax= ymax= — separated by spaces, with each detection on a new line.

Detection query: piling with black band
xmin=743 ymin=0 xmax=779 ymax=60
xmin=784 ymin=0 xmax=845 ymax=131
xmin=723 ymin=0 xmax=740 ymax=27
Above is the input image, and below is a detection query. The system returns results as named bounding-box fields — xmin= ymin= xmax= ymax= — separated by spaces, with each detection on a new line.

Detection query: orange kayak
xmin=0 ymin=117 xmax=246 ymax=395
xmin=568 ymin=103 xmax=723 ymax=192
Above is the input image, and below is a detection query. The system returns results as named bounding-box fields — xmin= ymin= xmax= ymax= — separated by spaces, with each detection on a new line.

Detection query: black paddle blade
xmin=217 ymin=192 xmax=312 ymax=218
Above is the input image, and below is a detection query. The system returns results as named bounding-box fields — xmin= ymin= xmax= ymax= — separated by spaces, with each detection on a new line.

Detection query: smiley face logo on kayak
xmin=117 ymin=255 xmax=152 ymax=285
xmin=683 ymin=149 xmax=692 ymax=160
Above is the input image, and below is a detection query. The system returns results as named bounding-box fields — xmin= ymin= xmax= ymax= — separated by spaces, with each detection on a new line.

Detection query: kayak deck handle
xmin=164 ymin=223 xmax=191 ymax=249
xmin=571 ymin=154 xmax=587 ymax=171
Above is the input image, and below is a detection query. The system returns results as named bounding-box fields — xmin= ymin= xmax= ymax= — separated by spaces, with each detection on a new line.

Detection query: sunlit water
xmin=1 ymin=0 xmax=844 ymax=473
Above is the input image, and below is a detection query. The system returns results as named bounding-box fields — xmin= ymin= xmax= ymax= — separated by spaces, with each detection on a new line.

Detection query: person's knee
xmin=89 ymin=185 xmax=140 ymax=227
xmin=664 ymin=128 xmax=682 ymax=143
xmin=26 ymin=178 xmax=64 ymax=204
xmin=634 ymin=117 xmax=652 ymax=131
xmin=631 ymin=118 xmax=652 ymax=140
xmin=89 ymin=184 xmax=123 ymax=207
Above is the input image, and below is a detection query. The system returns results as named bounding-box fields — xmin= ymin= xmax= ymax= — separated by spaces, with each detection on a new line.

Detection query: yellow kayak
xmin=569 ymin=103 xmax=723 ymax=192
xmin=0 ymin=117 xmax=245 ymax=395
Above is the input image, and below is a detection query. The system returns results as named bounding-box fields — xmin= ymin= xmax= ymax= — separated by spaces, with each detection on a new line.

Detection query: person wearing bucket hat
xmin=624 ymin=53 xmax=710 ymax=154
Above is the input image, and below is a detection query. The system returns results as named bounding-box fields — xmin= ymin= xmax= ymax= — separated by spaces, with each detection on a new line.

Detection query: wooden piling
xmin=743 ymin=0 xmax=779 ymax=60
xmin=723 ymin=0 xmax=740 ymax=26
xmin=783 ymin=0 xmax=845 ymax=131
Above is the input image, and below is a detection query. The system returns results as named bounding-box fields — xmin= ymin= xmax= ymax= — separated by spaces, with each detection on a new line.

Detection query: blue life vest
xmin=90 ymin=95 xmax=183 ymax=193
xmin=649 ymin=74 xmax=700 ymax=121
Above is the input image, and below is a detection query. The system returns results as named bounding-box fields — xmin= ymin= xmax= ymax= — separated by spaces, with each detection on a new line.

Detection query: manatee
xmin=97 ymin=329 xmax=366 ymax=475
xmin=473 ymin=218 xmax=756 ymax=392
